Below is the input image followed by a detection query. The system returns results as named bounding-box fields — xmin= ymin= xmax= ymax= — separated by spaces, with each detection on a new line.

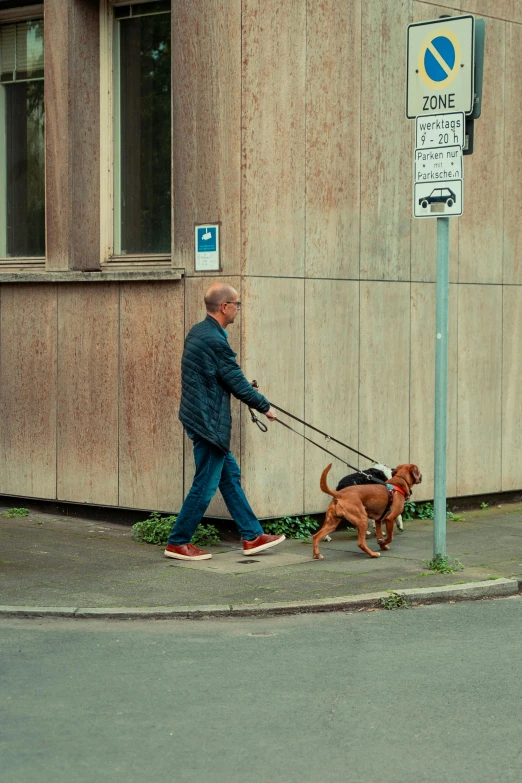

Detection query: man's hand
xmin=265 ymin=406 xmax=277 ymax=422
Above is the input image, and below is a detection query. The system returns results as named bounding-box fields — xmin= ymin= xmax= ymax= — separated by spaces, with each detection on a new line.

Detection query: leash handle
xmin=248 ymin=380 xmax=268 ymax=432
xmin=249 ymin=408 xmax=268 ymax=432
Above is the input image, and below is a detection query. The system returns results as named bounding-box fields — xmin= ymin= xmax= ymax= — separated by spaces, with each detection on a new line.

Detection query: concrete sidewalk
xmin=1 ymin=500 xmax=521 ymax=617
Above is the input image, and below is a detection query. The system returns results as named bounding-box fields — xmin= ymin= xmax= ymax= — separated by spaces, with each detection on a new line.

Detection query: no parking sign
xmin=407 ymin=16 xmax=474 ymax=118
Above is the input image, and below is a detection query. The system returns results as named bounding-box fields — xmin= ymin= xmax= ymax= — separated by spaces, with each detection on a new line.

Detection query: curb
xmin=0 ymin=579 xmax=519 ymax=619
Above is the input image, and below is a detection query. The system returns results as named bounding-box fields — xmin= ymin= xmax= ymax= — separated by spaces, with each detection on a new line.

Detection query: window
xmin=112 ymin=0 xmax=171 ymax=257
xmin=0 ymin=16 xmax=44 ymax=258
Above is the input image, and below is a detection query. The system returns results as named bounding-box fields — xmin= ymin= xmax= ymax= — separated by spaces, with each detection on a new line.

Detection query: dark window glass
xmin=115 ymin=1 xmax=170 ymax=19
xmin=0 ymin=19 xmax=45 ymax=257
xmin=116 ymin=5 xmax=171 ymax=255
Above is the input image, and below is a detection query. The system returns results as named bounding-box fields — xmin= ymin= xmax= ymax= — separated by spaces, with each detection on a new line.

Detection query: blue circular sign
xmin=424 ymin=36 xmax=456 ymax=82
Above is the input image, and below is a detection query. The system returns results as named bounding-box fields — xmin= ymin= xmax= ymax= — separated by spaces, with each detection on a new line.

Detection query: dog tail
xmin=320 ymin=464 xmax=338 ymax=498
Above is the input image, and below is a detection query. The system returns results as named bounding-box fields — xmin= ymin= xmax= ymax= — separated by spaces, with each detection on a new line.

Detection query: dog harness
xmin=376 ymin=483 xmax=408 ymax=523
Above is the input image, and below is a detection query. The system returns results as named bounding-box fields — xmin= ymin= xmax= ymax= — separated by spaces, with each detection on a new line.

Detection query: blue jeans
xmin=168 ymin=435 xmax=264 ymax=545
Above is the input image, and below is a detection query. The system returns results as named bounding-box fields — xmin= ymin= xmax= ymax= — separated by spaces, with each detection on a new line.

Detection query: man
xmin=165 ymin=283 xmax=285 ymax=561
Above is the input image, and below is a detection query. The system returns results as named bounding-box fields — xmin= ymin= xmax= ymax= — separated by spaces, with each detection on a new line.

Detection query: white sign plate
xmin=407 ymin=16 xmax=474 ymax=118
xmin=415 ymin=146 xmax=463 ymax=182
xmin=414 ymin=180 xmax=463 ymax=218
xmin=416 ymin=112 xmax=464 ymax=148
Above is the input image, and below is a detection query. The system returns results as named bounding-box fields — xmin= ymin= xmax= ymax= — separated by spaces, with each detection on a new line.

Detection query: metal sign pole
xmin=434 ymin=215 xmax=450 ymax=557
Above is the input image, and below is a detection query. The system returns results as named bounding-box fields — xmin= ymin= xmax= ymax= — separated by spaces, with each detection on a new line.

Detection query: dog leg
xmin=379 ymin=517 xmax=395 ymax=551
xmin=355 ymin=516 xmax=380 ymax=558
xmin=374 ymin=519 xmax=384 ymax=546
xmin=312 ymin=507 xmax=340 ymax=560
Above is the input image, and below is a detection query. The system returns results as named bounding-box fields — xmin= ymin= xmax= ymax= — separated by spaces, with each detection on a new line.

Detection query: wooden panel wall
xmin=410 ymin=283 xmax=459 ymax=501
xmin=0 ymin=286 xmax=57 ymax=498
xmin=305 ymin=0 xmax=361 ymax=280
xmin=502 ymin=287 xmax=522 ymax=491
xmin=304 ymin=280 xmax=360 ymax=511
xmin=457 ymin=285 xmax=503 ymax=495
xmin=458 ymin=18 xmax=505 ymax=284
xmin=0 ymin=282 xmax=187 ymax=511
xmin=416 ymin=0 xmax=522 ymax=24
xmin=172 ymin=0 xmax=242 ymax=274
xmin=241 ymin=277 xmax=305 ymax=517
xmin=242 ymin=0 xmax=306 ymax=277
xmin=45 ymin=0 xmax=100 ymax=271
xmin=57 ymin=284 xmax=119 ymax=504
xmin=503 ymin=22 xmax=522 ymax=285
xmin=360 ymin=0 xmax=412 ymax=281
xmin=119 ymin=282 xmax=184 ymax=511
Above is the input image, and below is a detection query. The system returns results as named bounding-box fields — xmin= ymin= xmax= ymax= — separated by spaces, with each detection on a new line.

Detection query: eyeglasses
xmin=224 ymin=301 xmax=241 ymax=309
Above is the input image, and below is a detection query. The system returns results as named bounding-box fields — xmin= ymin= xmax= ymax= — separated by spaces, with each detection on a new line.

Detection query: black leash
xmin=274 ymin=416 xmax=362 ymax=473
xmin=270 ymin=403 xmax=379 ymax=465
xmin=247 ymin=385 xmax=389 ymax=485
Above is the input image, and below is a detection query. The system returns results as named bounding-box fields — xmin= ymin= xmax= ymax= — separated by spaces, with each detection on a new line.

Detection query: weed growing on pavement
xmin=422 ymin=553 xmax=464 ymax=574
xmin=379 ymin=591 xmax=409 ymax=610
xmin=132 ymin=512 xmax=220 ymax=548
xmin=1 ymin=507 xmax=29 ymax=518
xmin=262 ymin=515 xmax=318 ymax=541
xmin=480 ymin=501 xmax=489 ymax=509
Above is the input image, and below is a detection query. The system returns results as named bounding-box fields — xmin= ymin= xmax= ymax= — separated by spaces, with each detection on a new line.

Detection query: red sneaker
xmin=242 ymin=534 xmax=286 ymax=555
xmin=164 ymin=544 xmax=212 ymax=560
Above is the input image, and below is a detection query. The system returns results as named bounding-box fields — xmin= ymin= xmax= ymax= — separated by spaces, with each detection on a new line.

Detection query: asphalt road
xmin=2 ymin=598 xmax=521 ymax=783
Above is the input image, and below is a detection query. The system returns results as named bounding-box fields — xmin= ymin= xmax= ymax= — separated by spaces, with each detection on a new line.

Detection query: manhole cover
xmin=237 ymin=559 xmax=260 ymax=564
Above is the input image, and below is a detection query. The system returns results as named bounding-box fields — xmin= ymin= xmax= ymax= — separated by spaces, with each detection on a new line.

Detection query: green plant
xmin=1 ymin=507 xmax=30 ymax=518
xmin=416 ymin=502 xmax=434 ymax=520
xmin=480 ymin=502 xmax=489 ymax=509
xmin=191 ymin=523 xmax=220 ymax=548
xmin=402 ymin=501 xmax=416 ymax=522
xmin=447 ymin=511 xmax=464 ymax=521
xmin=402 ymin=501 xmax=434 ymax=522
xmin=379 ymin=591 xmax=409 ymax=610
xmin=132 ymin=512 xmax=175 ymax=546
xmin=132 ymin=512 xmax=220 ymax=548
xmin=422 ymin=553 xmax=464 ymax=574
xmin=262 ymin=515 xmax=318 ymax=541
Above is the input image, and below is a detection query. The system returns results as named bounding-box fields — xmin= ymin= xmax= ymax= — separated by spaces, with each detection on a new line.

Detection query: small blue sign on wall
xmin=197 ymin=226 xmax=217 ymax=252
xmin=194 ymin=223 xmax=220 ymax=271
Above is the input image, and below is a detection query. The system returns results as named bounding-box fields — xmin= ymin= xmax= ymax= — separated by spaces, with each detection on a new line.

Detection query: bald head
xmin=204 ymin=283 xmax=238 ymax=313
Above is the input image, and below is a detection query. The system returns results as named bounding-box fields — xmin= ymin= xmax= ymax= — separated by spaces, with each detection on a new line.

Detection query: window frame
xmin=0 ymin=3 xmax=45 ymax=269
xmin=100 ymin=0 xmax=173 ymax=270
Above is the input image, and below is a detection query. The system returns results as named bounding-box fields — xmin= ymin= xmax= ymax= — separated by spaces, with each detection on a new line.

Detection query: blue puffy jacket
xmin=179 ymin=315 xmax=271 ymax=453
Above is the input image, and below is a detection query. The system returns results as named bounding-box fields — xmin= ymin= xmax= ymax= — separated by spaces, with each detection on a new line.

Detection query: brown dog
xmin=313 ymin=463 xmax=422 ymax=559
